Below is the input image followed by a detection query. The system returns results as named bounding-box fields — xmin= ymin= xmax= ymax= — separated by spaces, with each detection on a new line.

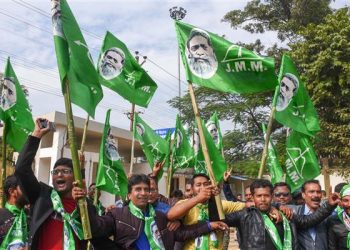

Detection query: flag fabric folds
xmin=275 ymin=54 xmax=320 ymax=136
xmin=133 ymin=113 xmax=169 ymax=177
xmin=175 ymin=21 xmax=277 ymax=94
xmin=0 ymin=58 xmax=34 ymax=151
xmin=285 ymin=130 xmax=320 ymax=192
xmin=51 ymin=0 xmax=103 ymax=118
xmin=262 ymin=124 xmax=283 ymax=185
xmin=97 ymin=31 xmax=158 ymax=108
xmin=96 ymin=109 xmax=128 ymax=198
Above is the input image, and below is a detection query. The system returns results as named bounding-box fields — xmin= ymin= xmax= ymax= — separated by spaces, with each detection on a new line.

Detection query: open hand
xmin=32 ymin=118 xmax=50 ymax=138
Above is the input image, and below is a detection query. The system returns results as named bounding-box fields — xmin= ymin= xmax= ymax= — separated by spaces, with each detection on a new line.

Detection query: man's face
xmin=237 ymin=194 xmax=242 ymax=201
xmin=52 ymin=165 xmax=74 ymax=196
xmin=102 ymin=50 xmax=124 ymax=74
xmin=280 ymin=77 xmax=297 ymax=100
xmin=192 ymin=176 xmax=210 ymax=196
xmin=244 ymin=187 xmax=252 ymax=201
xmin=128 ymin=182 xmax=150 ymax=210
xmin=184 ymin=184 xmax=193 ymax=199
xmin=273 ymin=185 xmax=292 ymax=205
xmin=253 ymin=187 xmax=272 ymax=212
xmin=148 ymin=179 xmax=159 ymax=204
xmin=188 ymin=35 xmax=213 ymax=61
xmin=207 ymin=123 xmax=218 ymax=143
xmin=9 ymin=185 xmax=28 ymax=209
xmin=302 ymin=183 xmax=322 ymax=211
xmin=341 ymin=196 xmax=350 ymax=215
xmin=88 ymin=184 xmax=101 ymax=199
xmin=1 ymin=78 xmax=16 ymax=111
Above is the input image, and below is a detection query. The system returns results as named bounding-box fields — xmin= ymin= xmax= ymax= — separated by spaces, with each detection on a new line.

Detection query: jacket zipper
xmin=117 ymin=220 xmax=136 ymax=231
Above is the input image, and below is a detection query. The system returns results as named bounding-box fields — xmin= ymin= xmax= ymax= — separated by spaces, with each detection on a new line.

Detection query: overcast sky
xmin=0 ymin=0 xmax=347 ymax=132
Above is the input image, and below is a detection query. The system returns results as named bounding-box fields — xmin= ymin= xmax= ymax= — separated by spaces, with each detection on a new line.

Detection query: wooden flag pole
xmin=0 ymin=123 xmax=6 ymax=208
xmin=63 ymin=79 xmax=92 ymax=239
xmin=188 ymin=82 xmax=225 ymax=220
xmin=79 ymin=114 xmax=90 ymax=169
xmin=129 ymin=104 xmax=136 ymax=174
xmin=258 ymin=86 xmax=279 ymax=179
xmin=166 ymin=144 xmax=174 ymax=198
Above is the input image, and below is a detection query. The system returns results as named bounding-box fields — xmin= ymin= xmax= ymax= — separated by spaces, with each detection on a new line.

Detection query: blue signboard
xmin=154 ymin=128 xmax=175 ymax=138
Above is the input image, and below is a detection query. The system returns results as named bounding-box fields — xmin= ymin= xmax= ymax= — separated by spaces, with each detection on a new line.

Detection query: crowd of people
xmin=0 ymin=118 xmax=349 ymax=250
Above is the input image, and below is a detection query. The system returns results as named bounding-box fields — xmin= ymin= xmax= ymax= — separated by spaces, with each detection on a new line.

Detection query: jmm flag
xmin=262 ymin=124 xmax=283 ymax=185
xmin=0 ymin=58 xmax=34 ymax=151
xmin=275 ymin=55 xmax=320 ymax=136
xmin=51 ymin=0 xmax=103 ymax=118
xmin=133 ymin=113 xmax=169 ymax=177
xmin=285 ymin=130 xmax=320 ymax=192
xmin=175 ymin=21 xmax=277 ymax=94
xmin=96 ymin=109 xmax=128 ymax=198
xmin=98 ymin=31 xmax=158 ymax=108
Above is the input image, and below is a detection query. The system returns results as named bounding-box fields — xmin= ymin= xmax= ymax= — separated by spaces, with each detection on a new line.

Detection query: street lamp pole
xmin=169 ymin=6 xmax=187 ymax=115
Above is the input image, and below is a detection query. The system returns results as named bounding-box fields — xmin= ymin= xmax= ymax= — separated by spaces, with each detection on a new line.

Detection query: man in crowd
xmin=73 ymin=174 xmax=228 ymax=250
xmin=0 ymin=175 xmax=29 ymax=249
xmin=184 ymin=183 xmax=194 ymax=199
xmin=224 ymin=179 xmax=339 ymax=250
xmin=328 ymin=183 xmax=350 ymax=249
xmin=87 ymin=183 xmax=105 ymax=215
xmin=167 ymin=173 xmax=246 ymax=249
xmin=14 ymin=119 xmax=84 ymax=249
xmin=273 ymin=182 xmax=293 ymax=205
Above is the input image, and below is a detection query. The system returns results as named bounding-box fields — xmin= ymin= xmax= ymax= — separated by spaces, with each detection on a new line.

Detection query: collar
xmin=304 ymin=204 xmax=314 ymax=215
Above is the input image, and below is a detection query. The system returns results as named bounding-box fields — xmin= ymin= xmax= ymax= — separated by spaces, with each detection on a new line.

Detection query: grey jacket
xmin=291 ymin=204 xmax=329 ymax=250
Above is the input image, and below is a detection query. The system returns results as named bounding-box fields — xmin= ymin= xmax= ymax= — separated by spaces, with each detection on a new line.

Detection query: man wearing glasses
xmin=273 ymin=182 xmax=293 ymax=205
xmin=14 ymin=119 xmax=84 ymax=250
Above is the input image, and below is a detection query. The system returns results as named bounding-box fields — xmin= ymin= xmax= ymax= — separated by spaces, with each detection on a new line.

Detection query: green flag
xmin=205 ymin=112 xmax=223 ymax=152
xmin=275 ymin=55 xmax=320 ymax=136
xmin=51 ymin=0 xmax=103 ymax=118
xmin=175 ymin=21 xmax=277 ymax=94
xmin=97 ymin=32 xmax=158 ymax=107
xmin=0 ymin=58 xmax=34 ymax=151
xmin=173 ymin=115 xmax=195 ymax=169
xmin=133 ymin=113 xmax=169 ymax=177
xmin=285 ymin=130 xmax=320 ymax=192
xmin=262 ymin=124 xmax=283 ymax=185
xmin=96 ymin=109 xmax=128 ymax=198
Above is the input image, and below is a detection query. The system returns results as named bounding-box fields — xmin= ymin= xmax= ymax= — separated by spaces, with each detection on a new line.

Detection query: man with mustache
xmin=0 ymin=175 xmax=29 ymax=249
xmin=186 ymin=29 xmax=218 ymax=79
xmin=328 ymin=183 xmax=350 ymax=249
xmin=99 ymin=48 xmax=125 ymax=80
xmin=224 ymin=179 xmax=340 ymax=250
xmin=14 ymin=119 xmax=84 ymax=250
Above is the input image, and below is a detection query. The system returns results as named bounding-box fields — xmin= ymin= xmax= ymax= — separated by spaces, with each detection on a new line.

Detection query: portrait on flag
xmin=185 ymin=28 xmax=218 ymax=79
xmin=51 ymin=0 xmax=64 ymax=38
xmin=0 ymin=77 xmax=16 ymax=111
xmin=105 ymin=128 xmax=120 ymax=162
xmin=276 ymin=73 xmax=299 ymax=111
xmin=150 ymin=221 xmax=165 ymax=248
xmin=98 ymin=47 xmax=125 ymax=80
xmin=206 ymin=121 xmax=219 ymax=145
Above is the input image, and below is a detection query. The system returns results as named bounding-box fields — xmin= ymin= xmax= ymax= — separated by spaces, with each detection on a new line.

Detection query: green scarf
xmin=96 ymin=201 xmax=104 ymax=216
xmin=50 ymin=189 xmax=84 ymax=250
xmin=261 ymin=212 xmax=292 ymax=250
xmin=195 ymin=204 xmax=218 ymax=250
xmin=336 ymin=206 xmax=350 ymax=249
xmin=128 ymin=202 xmax=164 ymax=250
xmin=0 ymin=203 xmax=28 ymax=249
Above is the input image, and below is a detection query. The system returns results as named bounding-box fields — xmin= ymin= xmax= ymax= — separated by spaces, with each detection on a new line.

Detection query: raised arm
xmin=223 ymin=171 xmax=237 ymax=202
xmin=14 ymin=119 xmax=50 ymax=204
xmin=167 ymin=185 xmax=212 ymax=221
xmin=224 ymin=210 xmax=244 ymax=228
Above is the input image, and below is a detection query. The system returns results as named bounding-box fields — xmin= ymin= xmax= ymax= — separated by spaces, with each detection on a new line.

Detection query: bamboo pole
xmin=188 ymin=82 xmax=225 ymax=220
xmin=129 ymin=106 xmax=136 ymax=174
xmin=62 ymin=79 xmax=91 ymax=239
xmin=79 ymin=115 xmax=90 ymax=169
xmin=258 ymin=86 xmax=280 ymax=179
xmin=0 ymin=123 xmax=6 ymax=208
xmin=166 ymin=151 xmax=174 ymax=198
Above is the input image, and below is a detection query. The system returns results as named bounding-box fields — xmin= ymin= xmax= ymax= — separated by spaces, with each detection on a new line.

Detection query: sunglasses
xmin=274 ymin=192 xmax=290 ymax=198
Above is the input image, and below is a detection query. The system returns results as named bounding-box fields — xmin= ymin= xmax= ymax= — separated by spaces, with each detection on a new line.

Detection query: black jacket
xmin=328 ymin=214 xmax=349 ymax=250
xmin=0 ymin=208 xmax=15 ymax=245
xmin=88 ymin=204 xmax=212 ymax=250
xmin=14 ymin=136 xmax=85 ymax=249
xmin=224 ymin=202 xmax=335 ymax=250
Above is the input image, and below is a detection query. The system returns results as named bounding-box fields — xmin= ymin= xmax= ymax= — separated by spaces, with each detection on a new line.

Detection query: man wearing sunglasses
xmin=14 ymin=118 xmax=84 ymax=250
xmin=273 ymin=182 xmax=293 ymax=205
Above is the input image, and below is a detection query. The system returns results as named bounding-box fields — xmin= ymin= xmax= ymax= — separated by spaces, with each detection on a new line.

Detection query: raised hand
xmin=32 ymin=118 xmax=51 ymax=138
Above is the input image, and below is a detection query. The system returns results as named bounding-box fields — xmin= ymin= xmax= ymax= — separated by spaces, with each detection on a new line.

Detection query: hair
xmin=54 ymin=157 xmax=73 ymax=169
xmin=89 ymin=183 xmax=96 ymax=189
xmin=190 ymin=173 xmax=210 ymax=186
xmin=301 ymin=180 xmax=321 ymax=193
xmin=273 ymin=182 xmax=291 ymax=192
xmin=282 ymin=73 xmax=298 ymax=93
xmin=335 ymin=182 xmax=348 ymax=193
xmin=4 ymin=175 xmax=18 ymax=200
xmin=171 ymin=189 xmax=183 ymax=198
xmin=104 ymin=48 xmax=125 ymax=63
xmin=250 ymin=179 xmax=273 ymax=195
xmin=128 ymin=174 xmax=150 ymax=194
xmin=186 ymin=29 xmax=212 ymax=50
xmin=148 ymin=175 xmax=158 ymax=187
